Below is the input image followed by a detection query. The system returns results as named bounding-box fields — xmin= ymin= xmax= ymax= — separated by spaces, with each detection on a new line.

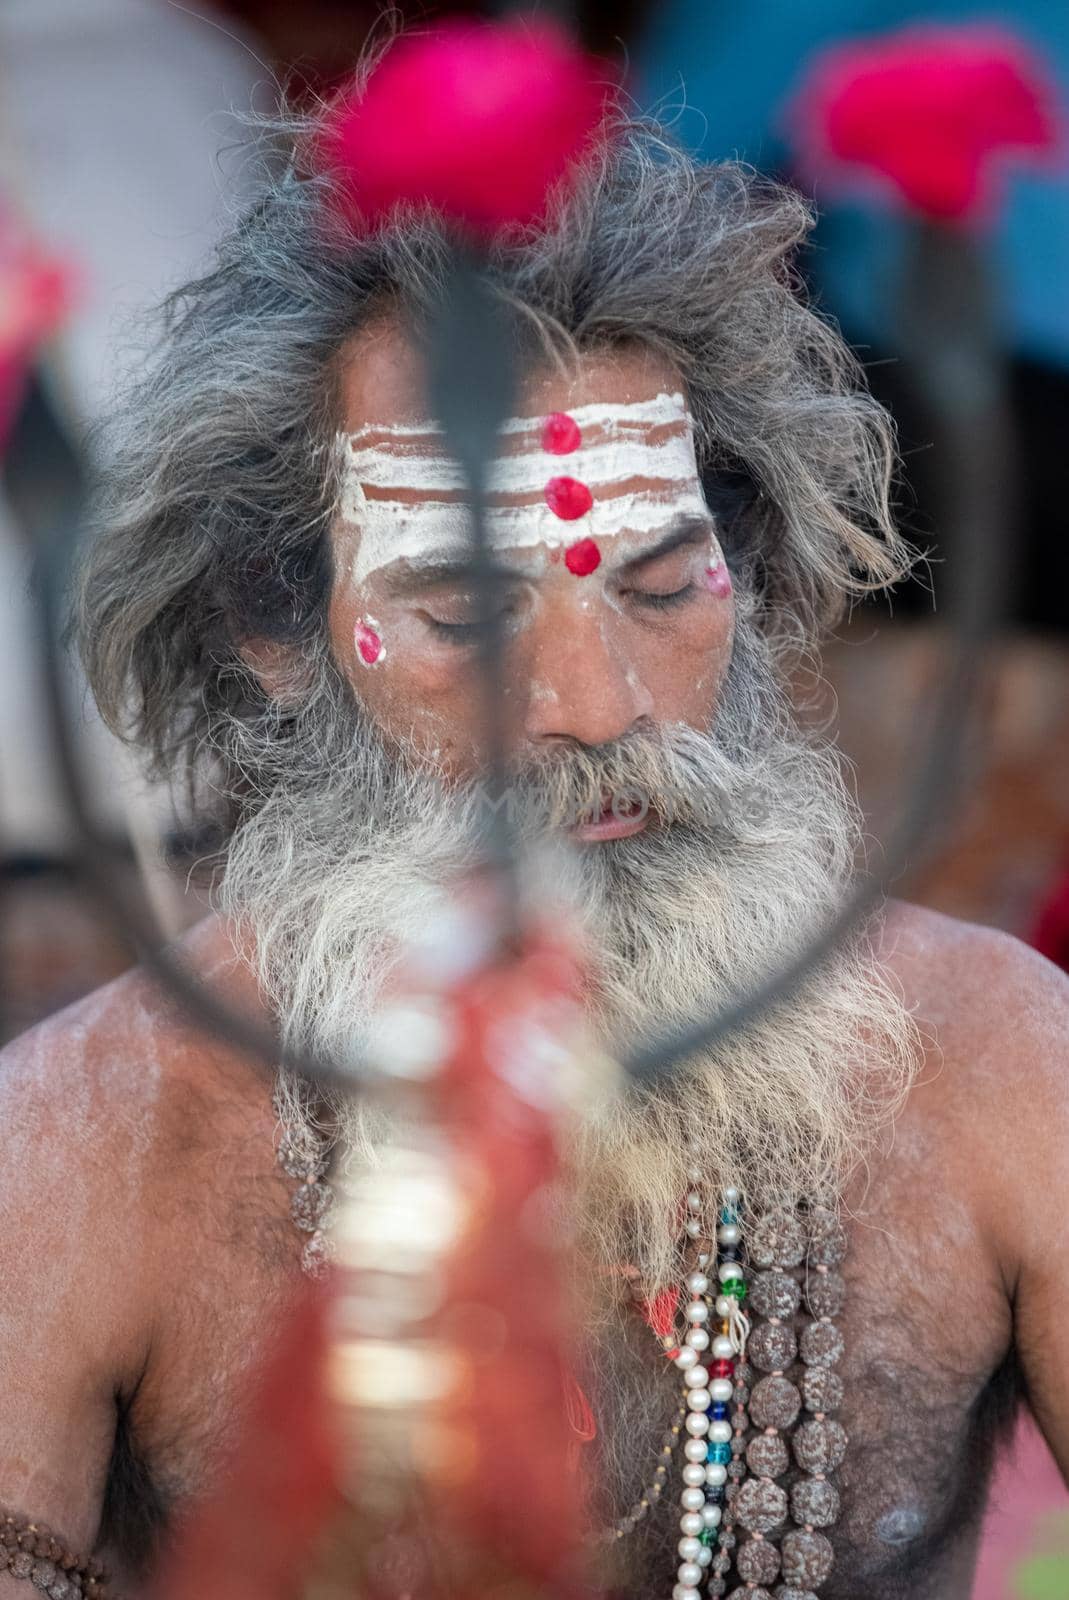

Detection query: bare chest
xmin=587 ymin=1196 xmax=1016 ymax=1600
xmin=98 ymin=1136 xmax=303 ymax=1582
xmin=827 ymin=1290 xmax=1019 ymax=1597
xmin=112 ymin=1121 xmax=1017 ymax=1599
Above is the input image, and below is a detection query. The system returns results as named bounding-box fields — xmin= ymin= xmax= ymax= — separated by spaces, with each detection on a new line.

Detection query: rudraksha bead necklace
xmin=727 ymin=1203 xmax=848 ymax=1600
xmin=604 ymin=1188 xmax=849 ymax=1600
xmin=0 ymin=1508 xmax=114 ymax=1599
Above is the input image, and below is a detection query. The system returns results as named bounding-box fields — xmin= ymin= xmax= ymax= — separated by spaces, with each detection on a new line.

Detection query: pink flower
xmin=322 ymin=18 xmax=613 ymax=239
xmin=788 ymin=25 xmax=1060 ymax=224
xmin=0 ymin=218 xmax=73 ymax=447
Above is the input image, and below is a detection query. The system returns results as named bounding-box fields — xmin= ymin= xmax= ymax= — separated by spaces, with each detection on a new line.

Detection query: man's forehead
xmin=336 ymin=319 xmax=690 ymax=433
xmin=341 ymin=390 xmax=695 ymax=469
xmin=337 ymin=395 xmax=709 ymax=582
xmin=333 ymin=325 xmax=710 ymax=586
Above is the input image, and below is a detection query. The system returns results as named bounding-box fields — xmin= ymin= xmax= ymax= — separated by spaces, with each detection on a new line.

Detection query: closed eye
xmin=422 ymin=604 xmax=516 ymax=645
xmin=625 ymin=582 xmax=697 ymax=611
xmin=424 ymin=617 xmax=484 ymax=644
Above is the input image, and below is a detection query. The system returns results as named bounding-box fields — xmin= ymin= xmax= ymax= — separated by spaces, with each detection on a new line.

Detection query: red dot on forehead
xmin=545 ymin=475 xmax=593 ymax=521
xmin=354 ymin=620 xmax=382 ymax=665
xmin=542 ymin=412 xmax=581 ymax=455
xmin=565 ymin=536 xmax=601 ymax=576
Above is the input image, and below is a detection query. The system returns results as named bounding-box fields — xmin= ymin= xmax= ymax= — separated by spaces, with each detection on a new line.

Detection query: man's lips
xmin=570 ymin=803 xmax=651 ymax=843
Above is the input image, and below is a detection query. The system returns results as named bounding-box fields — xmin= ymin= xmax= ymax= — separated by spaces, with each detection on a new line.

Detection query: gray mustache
xmin=460 ymin=726 xmax=773 ymax=833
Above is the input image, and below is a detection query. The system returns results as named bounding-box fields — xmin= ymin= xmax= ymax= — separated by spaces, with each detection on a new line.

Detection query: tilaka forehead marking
xmin=564 ymin=536 xmax=601 ymax=577
xmin=338 ymin=392 xmax=711 ymax=585
xmin=542 ymin=411 xmax=581 ymax=455
xmin=537 ymin=408 xmax=598 ymax=575
xmin=545 ymin=474 xmax=593 ymax=523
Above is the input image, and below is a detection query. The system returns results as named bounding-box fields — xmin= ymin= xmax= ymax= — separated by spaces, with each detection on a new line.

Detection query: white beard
xmin=220 ymin=619 xmax=918 ymax=1293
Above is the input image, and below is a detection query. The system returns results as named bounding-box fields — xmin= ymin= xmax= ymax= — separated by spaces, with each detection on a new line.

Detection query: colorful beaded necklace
xmin=604 ymin=1186 xmax=850 ymax=1600
xmin=678 ymin=1199 xmax=849 ymax=1599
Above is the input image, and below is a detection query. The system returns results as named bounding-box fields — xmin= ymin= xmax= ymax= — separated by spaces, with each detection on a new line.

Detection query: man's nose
xmin=522 ymin=600 xmax=653 ymax=748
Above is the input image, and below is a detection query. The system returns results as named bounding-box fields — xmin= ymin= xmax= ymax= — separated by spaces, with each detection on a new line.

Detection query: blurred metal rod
xmin=426 ymin=249 xmax=521 ymax=947
xmin=4 ymin=372 xmax=358 ymax=1093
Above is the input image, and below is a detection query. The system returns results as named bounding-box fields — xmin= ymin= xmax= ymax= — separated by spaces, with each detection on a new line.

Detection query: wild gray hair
xmin=77 ymin=100 xmax=909 ymax=831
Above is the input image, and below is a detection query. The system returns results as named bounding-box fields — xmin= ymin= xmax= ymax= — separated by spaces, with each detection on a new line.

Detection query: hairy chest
xmin=98 ymin=1137 xmax=302 ymax=1583
xmin=585 ymin=1209 xmax=1017 ymax=1600
xmin=109 ymin=1139 xmax=1017 ymax=1598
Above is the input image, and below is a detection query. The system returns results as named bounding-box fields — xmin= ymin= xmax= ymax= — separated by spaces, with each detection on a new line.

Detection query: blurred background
xmin=0 ymin=3 xmax=1066 ymax=1595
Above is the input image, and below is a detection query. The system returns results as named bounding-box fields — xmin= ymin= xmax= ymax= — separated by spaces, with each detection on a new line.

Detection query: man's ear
xmin=238 ymin=638 xmax=308 ymax=703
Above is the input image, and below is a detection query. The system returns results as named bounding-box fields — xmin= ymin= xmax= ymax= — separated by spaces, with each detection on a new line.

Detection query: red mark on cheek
xmin=545 ymin=475 xmax=593 ymax=520
xmin=354 ymin=619 xmax=383 ymax=665
xmin=565 ymin=536 xmax=601 ymax=576
xmin=542 ymin=411 xmax=581 ymax=454
xmin=703 ymin=564 xmax=733 ymax=599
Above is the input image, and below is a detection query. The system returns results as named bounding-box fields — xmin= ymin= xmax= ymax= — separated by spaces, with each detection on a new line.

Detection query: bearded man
xmin=1 ymin=105 xmax=1068 ymax=1600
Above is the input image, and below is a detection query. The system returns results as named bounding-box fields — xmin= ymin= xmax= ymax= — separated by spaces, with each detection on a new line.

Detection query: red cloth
xmin=0 ymin=216 xmax=72 ymax=447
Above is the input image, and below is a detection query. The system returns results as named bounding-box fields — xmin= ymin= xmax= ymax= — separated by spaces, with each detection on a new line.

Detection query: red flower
xmin=788 ymin=25 xmax=1060 ymax=224
xmin=323 ymin=18 xmax=613 ymax=239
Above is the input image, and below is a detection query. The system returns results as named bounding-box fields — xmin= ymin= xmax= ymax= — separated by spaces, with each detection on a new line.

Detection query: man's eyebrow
xmin=617 ymin=516 xmax=715 ymax=573
xmin=376 ymin=517 xmax=714 ymax=596
xmin=378 ymin=551 xmax=519 ymax=597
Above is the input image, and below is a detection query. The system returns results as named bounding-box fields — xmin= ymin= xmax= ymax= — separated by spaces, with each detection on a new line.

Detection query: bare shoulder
xmin=1 ymin=962 xmax=171 ymax=1306
xmin=4 ymin=916 xmax=266 ymax=1126
xmin=0 ymin=918 xmax=281 ymax=1332
xmin=877 ymin=898 xmax=1069 ymax=1070
xmin=0 ymin=963 xmax=182 ymax=1543
xmin=874 ymin=900 xmax=1069 ymax=1213
xmin=0 ymin=923 xmax=289 ymax=1548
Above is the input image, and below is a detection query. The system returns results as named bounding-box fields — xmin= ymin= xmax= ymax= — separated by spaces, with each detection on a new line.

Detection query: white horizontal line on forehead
xmin=343 ymin=390 xmax=690 ymax=444
xmin=336 ymin=392 xmax=710 ymax=584
xmin=341 ymin=435 xmax=700 ymax=494
xmin=345 ymin=483 xmax=714 ymax=584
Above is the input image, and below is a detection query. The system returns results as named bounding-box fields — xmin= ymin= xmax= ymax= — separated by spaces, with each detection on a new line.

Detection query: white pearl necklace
xmin=670 ymin=1184 xmax=748 ymax=1600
